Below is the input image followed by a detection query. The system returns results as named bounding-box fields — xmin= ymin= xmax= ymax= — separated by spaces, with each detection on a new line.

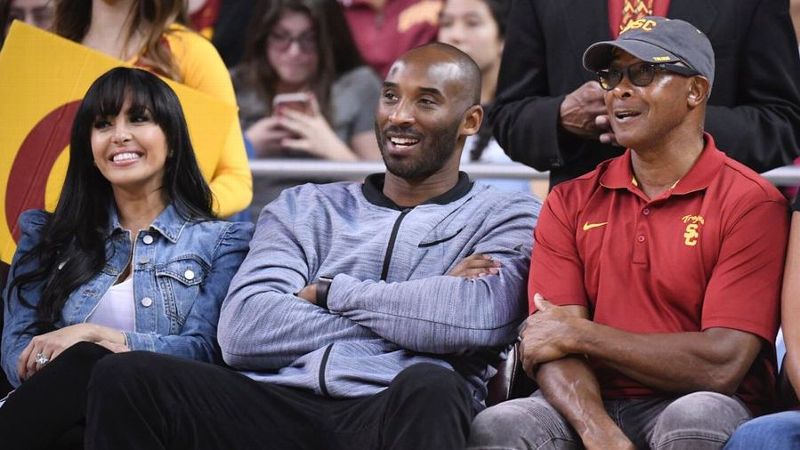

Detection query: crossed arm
xmin=521 ymin=297 xmax=762 ymax=450
xmin=523 ymin=190 xmax=786 ymax=448
xmin=523 ymin=295 xmax=762 ymax=394
xmin=218 ymin=192 xmax=536 ymax=369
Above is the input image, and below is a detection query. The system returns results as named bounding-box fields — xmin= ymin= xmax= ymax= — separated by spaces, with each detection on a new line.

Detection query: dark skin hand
xmin=446 ymin=253 xmax=501 ymax=279
xmin=296 ymin=283 xmax=320 ymax=305
xmin=520 ymin=296 xmax=634 ymax=450
xmin=559 ymin=81 xmax=618 ymax=145
xmin=521 ymin=294 xmax=762 ymax=394
xmin=295 ymin=254 xmax=500 ymax=305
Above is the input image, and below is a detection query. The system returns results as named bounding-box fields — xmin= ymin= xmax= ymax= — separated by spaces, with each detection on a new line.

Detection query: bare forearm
xmin=537 ymin=357 xmax=632 ymax=449
xmin=572 ymin=320 xmax=759 ymax=394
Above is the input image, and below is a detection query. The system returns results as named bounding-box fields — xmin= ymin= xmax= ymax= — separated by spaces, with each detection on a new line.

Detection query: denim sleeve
xmin=2 ymin=210 xmax=49 ymax=387
xmin=218 ymin=193 xmax=377 ymax=371
xmin=327 ymin=196 xmax=539 ymax=354
xmin=123 ymin=221 xmax=254 ymax=363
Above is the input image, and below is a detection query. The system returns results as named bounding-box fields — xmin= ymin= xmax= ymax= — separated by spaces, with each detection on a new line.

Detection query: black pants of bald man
xmin=84 ymin=351 xmax=473 ymax=450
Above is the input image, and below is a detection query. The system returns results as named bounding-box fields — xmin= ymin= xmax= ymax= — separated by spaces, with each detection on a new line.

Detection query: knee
xmin=469 ymin=401 xmax=528 ymax=447
xmin=59 ymin=341 xmax=110 ymax=363
xmin=88 ymin=351 xmax=160 ymax=393
xmin=652 ymin=392 xmax=750 ymax=448
xmin=468 ymin=397 xmax=577 ymax=450
xmin=725 ymin=412 xmax=800 ymax=449
xmin=393 ymin=363 xmax=469 ymax=404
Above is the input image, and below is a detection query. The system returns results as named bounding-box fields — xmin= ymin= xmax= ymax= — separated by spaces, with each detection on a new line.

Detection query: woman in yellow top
xmin=53 ymin=0 xmax=252 ymax=217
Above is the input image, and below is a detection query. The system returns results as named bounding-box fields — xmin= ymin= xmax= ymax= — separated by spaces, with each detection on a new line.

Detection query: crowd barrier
xmin=249 ymin=160 xmax=800 ymax=186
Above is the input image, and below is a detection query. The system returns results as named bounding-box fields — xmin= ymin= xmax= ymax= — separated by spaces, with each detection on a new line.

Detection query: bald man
xmin=83 ymin=43 xmax=540 ymax=450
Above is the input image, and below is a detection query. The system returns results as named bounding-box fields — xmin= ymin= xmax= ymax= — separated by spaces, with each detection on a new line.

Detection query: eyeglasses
xmin=267 ymin=31 xmax=317 ymax=53
xmin=596 ymin=62 xmax=699 ymax=90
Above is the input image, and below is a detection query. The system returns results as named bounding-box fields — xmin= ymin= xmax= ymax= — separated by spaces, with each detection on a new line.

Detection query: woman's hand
xmin=17 ymin=323 xmax=127 ymax=381
xmin=277 ymin=94 xmax=358 ymax=161
xmin=245 ymin=116 xmax=292 ymax=157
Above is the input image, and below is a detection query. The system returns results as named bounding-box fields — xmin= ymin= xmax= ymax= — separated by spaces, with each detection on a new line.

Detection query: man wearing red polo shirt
xmin=468 ymin=17 xmax=789 ymax=450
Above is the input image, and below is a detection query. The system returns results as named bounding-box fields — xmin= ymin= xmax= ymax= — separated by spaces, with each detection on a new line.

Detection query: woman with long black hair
xmin=53 ymin=0 xmax=252 ymax=217
xmin=0 ymin=67 xmax=253 ymax=449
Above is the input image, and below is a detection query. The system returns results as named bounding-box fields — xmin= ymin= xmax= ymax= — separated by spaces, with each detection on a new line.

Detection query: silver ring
xmin=35 ymin=352 xmax=50 ymax=366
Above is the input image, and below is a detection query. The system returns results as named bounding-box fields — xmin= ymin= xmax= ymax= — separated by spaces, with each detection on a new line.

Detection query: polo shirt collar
xmin=362 ymin=171 xmax=473 ymax=210
xmin=599 ymin=133 xmax=725 ymax=195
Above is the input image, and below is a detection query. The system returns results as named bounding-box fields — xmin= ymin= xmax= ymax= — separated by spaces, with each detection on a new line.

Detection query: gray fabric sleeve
xmin=217 ymin=192 xmax=376 ymax=370
xmin=327 ymin=197 xmax=537 ymax=354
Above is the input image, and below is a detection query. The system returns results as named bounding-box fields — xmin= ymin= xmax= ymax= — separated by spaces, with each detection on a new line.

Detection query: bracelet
xmin=121 ymin=331 xmax=128 ymax=348
xmin=317 ymin=276 xmax=333 ymax=309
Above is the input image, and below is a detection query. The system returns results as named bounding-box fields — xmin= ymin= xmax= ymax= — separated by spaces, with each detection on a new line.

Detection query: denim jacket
xmin=2 ymin=206 xmax=253 ymax=387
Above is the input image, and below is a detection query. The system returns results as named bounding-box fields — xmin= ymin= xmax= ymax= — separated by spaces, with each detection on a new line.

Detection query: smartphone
xmin=273 ymin=92 xmax=312 ymax=116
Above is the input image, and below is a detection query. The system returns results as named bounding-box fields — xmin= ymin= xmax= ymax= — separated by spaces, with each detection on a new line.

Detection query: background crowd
xmin=2 ymin=0 xmax=800 ymax=448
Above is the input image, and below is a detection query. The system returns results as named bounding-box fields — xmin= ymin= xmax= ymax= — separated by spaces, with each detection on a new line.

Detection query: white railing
xmin=249 ymin=160 xmax=800 ymax=186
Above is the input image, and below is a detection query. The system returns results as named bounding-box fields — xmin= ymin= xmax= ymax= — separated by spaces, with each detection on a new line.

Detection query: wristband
xmin=317 ymin=276 xmax=333 ymax=309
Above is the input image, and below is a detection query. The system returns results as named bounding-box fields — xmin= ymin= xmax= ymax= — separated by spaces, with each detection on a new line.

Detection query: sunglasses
xmin=267 ymin=31 xmax=317 ymax=53
xmin=596 ymin=62 xmax=699 ymax=90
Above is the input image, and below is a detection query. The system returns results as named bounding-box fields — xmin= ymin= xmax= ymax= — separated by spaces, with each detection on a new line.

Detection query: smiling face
xmin=90 ymin=96 xmax=168 ymax=195
xmin=376 ymin=54 xmax=477 ymax=181
xmin=605 ymin=51 xmax=697 ymax=151
xmin=267 ymin=9 xmax=319 ymax=91
xmin=437 ymin=0 xmax=503 ymax=74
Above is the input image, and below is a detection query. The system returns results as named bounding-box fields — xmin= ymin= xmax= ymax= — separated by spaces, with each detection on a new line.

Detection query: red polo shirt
xmin=530 ymin=134 xmax=789 ymax=414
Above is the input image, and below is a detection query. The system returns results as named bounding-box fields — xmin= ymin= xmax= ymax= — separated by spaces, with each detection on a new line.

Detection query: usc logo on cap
xmin=621 ymin=18 xmax=658 ymax=34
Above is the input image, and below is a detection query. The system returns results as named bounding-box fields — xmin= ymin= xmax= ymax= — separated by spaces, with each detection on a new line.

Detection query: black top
xmin=362 ymin=172 xmax=473 ymax=210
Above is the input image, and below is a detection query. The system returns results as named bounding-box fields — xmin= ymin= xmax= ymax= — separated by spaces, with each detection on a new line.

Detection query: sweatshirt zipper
xmin=380 ymin=209 xmax=410 ymax=281
xmin=318 ymin=209 xmax=409 ymax=396
xmin=318 ymin=343 xmax=334 ymax=397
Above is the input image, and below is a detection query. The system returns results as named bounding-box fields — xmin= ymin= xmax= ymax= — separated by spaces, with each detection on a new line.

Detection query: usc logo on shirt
xmin=681 ymin=215 xmax=705 ymax=246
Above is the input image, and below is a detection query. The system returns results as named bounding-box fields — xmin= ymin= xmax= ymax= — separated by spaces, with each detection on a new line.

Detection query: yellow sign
xmin=0 ymin=21 xmax=237 ymax=262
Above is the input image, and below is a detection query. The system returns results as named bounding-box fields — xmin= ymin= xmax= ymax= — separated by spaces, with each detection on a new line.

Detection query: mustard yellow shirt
xmin=139 ymin=24 xmax=252 ymax=217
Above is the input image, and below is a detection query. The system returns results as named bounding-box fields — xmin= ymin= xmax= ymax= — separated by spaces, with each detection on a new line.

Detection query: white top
xmin=1 ymin=276 xmax=136 ymax=409
xmin=87 ymin=277 xmax=135 ymax=332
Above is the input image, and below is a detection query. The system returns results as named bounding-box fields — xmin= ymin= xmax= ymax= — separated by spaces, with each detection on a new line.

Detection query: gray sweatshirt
xmin=218 ymin=173 xmax=541 ymax=410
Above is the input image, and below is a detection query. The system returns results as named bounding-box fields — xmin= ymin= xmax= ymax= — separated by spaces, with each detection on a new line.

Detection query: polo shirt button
xmin=642 ymin=208 xmax=650 ymax=216
xmin=637 ymin=235 xmax=646 ymax=243
xmin=142 ymin=235 xmax=154 ymax=245
xmin=141 ymin=297 xmax=153 ymax=307
xmin=184 ymin=269 xmax=195 ymax=280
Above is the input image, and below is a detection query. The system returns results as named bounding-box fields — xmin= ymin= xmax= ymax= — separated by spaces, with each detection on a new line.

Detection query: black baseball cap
xmin=583 ymin=16 xmax=714 ymax=88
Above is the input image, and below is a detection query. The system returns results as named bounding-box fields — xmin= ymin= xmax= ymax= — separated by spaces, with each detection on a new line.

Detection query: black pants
xmin=0 ymin=342 xmax=111 ymax=450
xmin=86 ymin=352 xmax=473 ymax=450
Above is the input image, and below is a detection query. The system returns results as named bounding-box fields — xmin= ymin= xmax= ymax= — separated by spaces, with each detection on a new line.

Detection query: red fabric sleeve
xmin=529 ymin=188 xmax=589 ymax=313
xmin=701 ymin=200 xmax=789 ymax=342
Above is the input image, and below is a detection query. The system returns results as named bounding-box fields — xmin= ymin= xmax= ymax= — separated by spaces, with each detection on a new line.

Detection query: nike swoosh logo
xmin=582 ymin=222 xmax=608 ymax=231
